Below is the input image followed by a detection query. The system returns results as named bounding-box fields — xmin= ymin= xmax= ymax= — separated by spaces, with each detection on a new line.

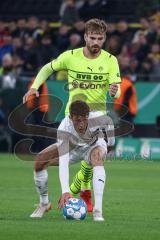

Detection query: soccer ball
xmin=63 ymin=198 xmax=87 ymax=220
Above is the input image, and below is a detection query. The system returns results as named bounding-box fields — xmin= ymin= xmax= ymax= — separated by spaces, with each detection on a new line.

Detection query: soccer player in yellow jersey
xmin=23 ymin=18 xmax=121 ymax=218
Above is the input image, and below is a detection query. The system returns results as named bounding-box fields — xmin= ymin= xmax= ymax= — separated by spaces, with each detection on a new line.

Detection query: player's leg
xmin=70 ymin=160 xmax=92 ymax=194
xmin=89 ymin=146 xmax=107 ymax=221
xmin=80 ymin=161 xmax=93 ymax=191
xmin=80 ymin=160 xmax=93 ymax=212
xmin=70 ymin=160 xmax=93 ymax=212
xmin=30 ymin=143 xmax=59 ymax=218
xmin=70 ymin=160 xmax=93 ymax=211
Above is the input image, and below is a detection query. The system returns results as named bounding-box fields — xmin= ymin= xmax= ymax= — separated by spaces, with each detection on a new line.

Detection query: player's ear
xmin=84 ymin=33 xmax=87 ymax=42
xmin=103 ymin=34 xmax=106 ymax=43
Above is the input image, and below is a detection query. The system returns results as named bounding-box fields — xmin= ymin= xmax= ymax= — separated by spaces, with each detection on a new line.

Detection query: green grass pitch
xmin=0 ymin=154 xmax=160 ymax=240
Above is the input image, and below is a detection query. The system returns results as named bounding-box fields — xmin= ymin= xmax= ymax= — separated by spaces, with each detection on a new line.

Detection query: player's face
xmin=71 ymin=115 xmax=89 ymax=134
xmin=84 ymin=32 xmax=106 ymax=54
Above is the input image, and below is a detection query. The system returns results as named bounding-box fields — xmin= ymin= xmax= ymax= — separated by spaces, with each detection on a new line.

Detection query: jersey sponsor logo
xmin=72 ymin=80 xmax=79 ymax=88
xmin=76 ymin=73 xmax=104 ymax=81
xmin=72 ymin=80 xmax=106 ymax=89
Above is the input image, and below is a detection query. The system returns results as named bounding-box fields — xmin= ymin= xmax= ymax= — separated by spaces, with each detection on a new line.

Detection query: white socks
xmin=34 ymin=166 xmax=106 ymax=210
xmin=34 ymin=170 xmax=49 ymax=205
xmin=93 ymin=166 xmax=106 ymax=213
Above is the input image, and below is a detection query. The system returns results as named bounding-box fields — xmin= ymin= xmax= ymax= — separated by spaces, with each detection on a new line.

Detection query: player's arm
xmin=105 ymin=115 xmax=115 ymax=148
xmin=101 ymin=115 xmax=115 ymax=153
xmin=58 ymin=148 xmax=74 ymax=208
xmin=23 ymin=51 xmax=69 ymax=103
xmin=57 ymin=122 xmax=73 ymax=208
xmin=108 ymin=56 xmax=121 ymax=98
xmin=23 ymin=62 xmax=53 ymax=103
xmin=58 ymin=153 xmax=72 ymax=208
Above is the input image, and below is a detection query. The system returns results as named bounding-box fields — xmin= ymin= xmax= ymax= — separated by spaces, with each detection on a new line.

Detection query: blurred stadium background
xmin=0 ymin=0 xmax=160 ymax=159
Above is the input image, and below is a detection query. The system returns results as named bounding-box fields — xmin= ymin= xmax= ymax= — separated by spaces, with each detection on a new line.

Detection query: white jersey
xmin=57 ymin=111 xmax=115 ymax=147
xmin=58 ymin=111 xmax=115 ymax=194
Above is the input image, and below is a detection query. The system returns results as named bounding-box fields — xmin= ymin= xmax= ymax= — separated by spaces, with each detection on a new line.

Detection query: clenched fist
xmin=23 ymin=88 xmax=39 ymax=104
xmin=109 ymin=83 xmax=118 ymax=97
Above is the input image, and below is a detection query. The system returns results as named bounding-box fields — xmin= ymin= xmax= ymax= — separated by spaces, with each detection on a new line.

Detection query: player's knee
xmin=34 ymin=153 xmax=47 ymax=172
xmin=90 ymin=147 xmax=105 ymax=167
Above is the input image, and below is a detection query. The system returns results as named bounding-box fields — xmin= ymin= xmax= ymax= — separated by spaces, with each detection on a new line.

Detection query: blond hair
xmin=85 ymin=18 xmax=107 ymax=34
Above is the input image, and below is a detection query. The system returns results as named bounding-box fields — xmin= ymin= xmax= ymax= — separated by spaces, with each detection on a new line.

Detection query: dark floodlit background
xmin=0 ymin=0 xmax=160 ymax=158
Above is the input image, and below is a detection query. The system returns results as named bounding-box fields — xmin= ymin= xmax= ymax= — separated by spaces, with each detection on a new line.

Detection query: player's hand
xmin=23 ymin=88 xmax=39 ymax=104
xmin=58 ymin=192 xmax=73 ymax=209
xmin=109 ymin=83 xmax=118 ymax=97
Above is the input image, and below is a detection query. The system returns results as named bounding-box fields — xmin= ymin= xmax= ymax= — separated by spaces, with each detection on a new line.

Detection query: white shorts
xmin=69 ymin=138 xmax=107 ymax=165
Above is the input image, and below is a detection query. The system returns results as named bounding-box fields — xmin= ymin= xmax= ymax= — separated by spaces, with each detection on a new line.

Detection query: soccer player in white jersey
xmin=57 ymin=100 xmax=115 ymax=221
xmin=29 ymin=101 xmax=115 ymax=220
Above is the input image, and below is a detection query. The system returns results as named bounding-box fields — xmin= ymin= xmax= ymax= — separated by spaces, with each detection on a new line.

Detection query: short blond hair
xmin=85 ymin=18 xmax=107 ymax=34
